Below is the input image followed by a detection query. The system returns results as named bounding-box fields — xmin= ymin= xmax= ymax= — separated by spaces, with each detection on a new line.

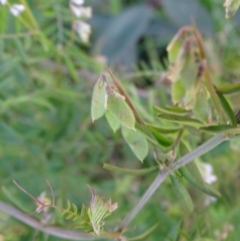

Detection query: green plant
xmin=1 ymin=1 xmax=240 ymax=240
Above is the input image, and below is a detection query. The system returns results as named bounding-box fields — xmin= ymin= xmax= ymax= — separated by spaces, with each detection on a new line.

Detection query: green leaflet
xmin=149 ymin=127 xmax=173 ymax=147
xmin=107 ymin=95 xmax=135 ymax=130
xmin=216 ymin=90 xmax=237 ymax=126
xmin=153 ymin=105 xmax=189 ymax=116
xmin=178 ymin=142 xmax=220 ymax=197
xmin=167 ymin=31 xmax=184 ymax=63
xmin=128 ymin=223 xmax=159 ymax=241
xmin=103 ymin=163 xmax=158 ymax=176
xmin=158 ymin=114 xmax=203 ymax=127
xmin=180 ymin=48 xmax=198 ymax=90
xmin=200 ymin=125 xmax=240 ymax=135
xmin=171 ymin=80 xmax=186 ymax=105
xmin=193 ymin=88 xmax=211 ymax=123
xmin=217 ymin=82 xmax=240 ymax=94
xmin=179 ymin=165 xmax=221 ymax=198
xmin=122 ymin=126 xmax=148 ymax=162
xmin=105 ymin=110 xmax=121 ymax=132
xmin=170 ymin=174 xmax=194 ymax=213
xmin=145 ymin=123 xmax=181 ymax=134
xmin=91 ymin=76 xmax=107 ymax=122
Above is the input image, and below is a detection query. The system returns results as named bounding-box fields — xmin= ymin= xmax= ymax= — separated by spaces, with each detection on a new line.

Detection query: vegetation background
xmin=0 ymin=0 xmax=240 ymax=240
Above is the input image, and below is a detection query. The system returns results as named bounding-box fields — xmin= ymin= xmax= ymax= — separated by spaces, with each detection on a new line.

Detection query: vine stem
xmin=118 ymin=134 xmax=227 ymax=231
xmin=0 ymin=201 xmax=100 ymax=240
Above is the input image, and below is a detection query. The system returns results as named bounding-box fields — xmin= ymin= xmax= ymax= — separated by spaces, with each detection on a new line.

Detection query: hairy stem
xmin=118 ymin=134 xmax=227 ymax=231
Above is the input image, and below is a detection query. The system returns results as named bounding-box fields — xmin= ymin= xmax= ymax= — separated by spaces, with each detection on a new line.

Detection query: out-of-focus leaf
xmin=128 ymin=223 xmax=159 ymax=241
xmin=103 ymin=163 xmax=158 ymax=176
xmin=146 ymin=123 xmax=181 ymax=134
xmin=144 ymin=18 xmax=178 ymax=39
xmin=224 ymin=0 xmax=240 ymax=18
xmin=122 ymin=126 xmax=148 ymax=162
xmin=171 ymin=81 xmax=186 ymax=105
xmin=162 ymin=0 xmax=213 ymax=34
xmin=180 ymin=49 xmax=198 ymax=90
xmin=178 ymin=142 xmax=220 ymax=198
xmin=0 ymin=122 xmax=23 ymax=144
xmin=14 ymin=39 xmax=28 ymax=63
xmin=158 ymin=114 xmax=203 ymax=127
xmin=0 ymin=58 xmax=20 ymax=79
xmin=107 ymin=95 xmax=135 ymax=130
xmin=91 ymin=75 xmax=107 ymax=122
xmin=1 ymin=95 xmax=55 ymax=112
xmin=149 ymin=127 xmax=173 ymax=147
xmin=153 ymin=105 xmax=189 ymax=116
xmin=170 ymin=174 xmax=194 ymax=213
xmin=180 ymin=165 xmax=221 ymax=198
xmin=194 ymin=239 xmax=216 ymax=241
xmin=200 ymin=125 xmax=240 ymax=135
xmin=193 ymin=88 xmax=211 ymax=123
xmin=167 ymin=31 xmax=184 ymax=63
xmin=94 ymin=4 xmax=153 ymax=65
xmin=105 ymin=110 xmax=121 ymax=132
xmin=217 ymin=83 xmax=240 ymax=94
xmin=216 ymin=90 xmax=237 ymax=126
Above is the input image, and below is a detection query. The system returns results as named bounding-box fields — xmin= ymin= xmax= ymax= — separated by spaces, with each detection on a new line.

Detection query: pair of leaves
xmin=91 ymin=73 xmax=149 ymax=162
xmin=91 ymin=73 xmax=135 ymax=130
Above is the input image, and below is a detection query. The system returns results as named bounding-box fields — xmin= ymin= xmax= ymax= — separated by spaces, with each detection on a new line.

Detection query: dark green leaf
xmin=216 ymin=90 xmax=237 ymax=126
xmin=94 ymin=4 xmax=153 ymax=65
xmin=146 ymin=123 xmax=181 ymax=134
xmin=149 ymin=127 xmax=173 ymax=147
xmin=162 ymin=0 xmax=213 ymax=34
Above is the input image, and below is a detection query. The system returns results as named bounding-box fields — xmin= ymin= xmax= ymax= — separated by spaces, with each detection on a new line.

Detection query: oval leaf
xmin=105 ymin=110 xmax=121 ymax=132
xmin=91 ymin=76 xmax=107 ymax=122
xmin=107 ymin=95 xmax=135 ymax=130
xmin=122 ymin=126 xmax=148 ymax=162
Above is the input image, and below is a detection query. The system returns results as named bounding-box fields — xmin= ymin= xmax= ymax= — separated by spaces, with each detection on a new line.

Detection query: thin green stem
xmin=118 ymin=134 xmax=227 ymax=231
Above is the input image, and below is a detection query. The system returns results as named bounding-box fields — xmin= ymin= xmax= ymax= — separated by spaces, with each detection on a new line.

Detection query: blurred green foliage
xmin=0 ymin=0 xmax=240 ymax=240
